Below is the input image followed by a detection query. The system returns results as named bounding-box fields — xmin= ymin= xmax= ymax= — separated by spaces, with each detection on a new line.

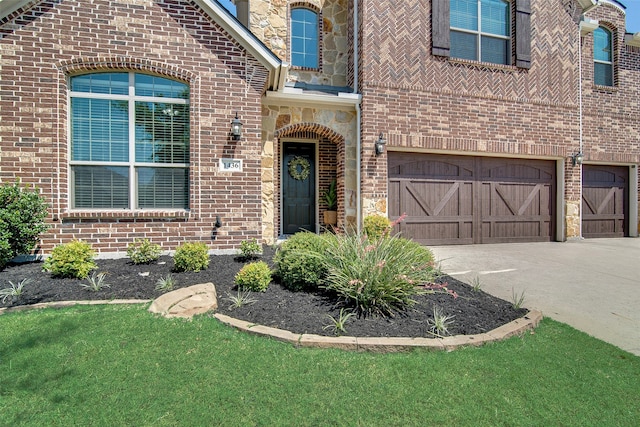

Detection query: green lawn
xmin=1 ymin=304 xmax=638 ymax=426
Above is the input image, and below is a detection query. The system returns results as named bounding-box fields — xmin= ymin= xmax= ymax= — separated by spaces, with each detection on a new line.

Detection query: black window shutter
xmin=515 ymin=0 xmax=532 ymax=69
xmin=432 ymin=0 xmax=450 ymax=57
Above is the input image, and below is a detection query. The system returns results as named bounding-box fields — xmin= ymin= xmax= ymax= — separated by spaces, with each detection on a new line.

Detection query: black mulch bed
xmin=0 ymin=246 xmax=527 ymax=337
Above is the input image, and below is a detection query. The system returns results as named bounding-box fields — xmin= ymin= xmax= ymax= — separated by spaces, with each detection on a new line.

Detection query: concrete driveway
xmin=431 ymin=238 xmax=640 ymax=356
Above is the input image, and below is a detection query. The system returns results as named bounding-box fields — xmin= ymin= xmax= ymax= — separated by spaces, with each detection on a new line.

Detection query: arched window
xmin=69 ymin=72 xmax=190 ymax=209
xmin=594 ymin=27 xmax=613 ymax=86
xmin=291 ymin=7 xmax=319 ymax=69
xmin=449 ymin=0 xmax=511 ymax=65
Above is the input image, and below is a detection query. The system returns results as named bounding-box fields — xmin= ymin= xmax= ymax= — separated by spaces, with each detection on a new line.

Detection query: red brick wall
xmin=358 ymin=0 xmax=639 ymax=220
xmin=581 ymin=4 xmax=639 ymax=162
xmin=0 ymin=0 xmax=268 ymax=255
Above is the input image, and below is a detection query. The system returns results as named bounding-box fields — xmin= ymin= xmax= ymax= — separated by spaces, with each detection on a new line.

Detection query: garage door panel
xmin=582 ymin=165 xmax=627 ymax=238
xmin=390 ymin=179 xmax=474 ymax=242
xmin=389 ymin=153 xmax=555 ymax=245
xmin=482 ymin=219 xmax=551 ymax=242
xmin=389 ymin=153 xmax=474 ymax=178
xmin=482 ymin=161 xmax=555 ymax=181
xmin=399 ymin=219 xmax=474 ymax=245
xmin=401 ymin=181 xmax=473 ymax=217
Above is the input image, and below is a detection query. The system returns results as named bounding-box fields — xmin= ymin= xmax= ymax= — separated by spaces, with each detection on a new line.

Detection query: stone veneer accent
xmin=249 ymin=0 xmax=349 ymax=87
xmin=261 ymin=104 xmax=357 ymax=243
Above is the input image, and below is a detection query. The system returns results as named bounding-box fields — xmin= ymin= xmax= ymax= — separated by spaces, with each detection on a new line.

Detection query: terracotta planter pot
xmin=323 ymin=210 xmax=337 ymax=225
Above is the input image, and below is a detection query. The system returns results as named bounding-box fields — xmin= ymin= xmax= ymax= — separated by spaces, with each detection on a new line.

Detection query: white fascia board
xmin=580 ymin=18 xmax=599 ymax=36
xmin=625 ymin=32 xmax=640 ymax=47
xmin=196 ymin=1 xmax=280 ymax=70
xmin=576 ymin=0 xmax=596 ymax=10
xmin=0 ymin=0 xmax=34 ymax=19
xmin=264 ymin=90 xmax=362 ymax=110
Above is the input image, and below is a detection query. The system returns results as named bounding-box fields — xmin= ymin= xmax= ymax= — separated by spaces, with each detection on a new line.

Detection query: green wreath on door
xmin=288 ymin=156 xmax=311 ymax=181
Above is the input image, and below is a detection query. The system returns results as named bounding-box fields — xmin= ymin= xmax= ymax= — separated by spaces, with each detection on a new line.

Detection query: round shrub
xmin=43 ymin=240 xmax=97 ymax=279
xmin=239 ymin=238 xmax=262 ymax=260
xmin=273 ymin=232 xmax=331 ymax=292
xmin=0 ymin=231 xmax=12 ymax=270
xmin=0 ymin=180 xmax=49 ymax=268
xmin=235 ymin=261 xmax=272 ymax=292
xmin=127 ymin=238 xmax=162 ymax=264
xmin=363 ymin=214 xmax=391 ymax=240
xmin=173 ymin=242 xmax=209 ymax=272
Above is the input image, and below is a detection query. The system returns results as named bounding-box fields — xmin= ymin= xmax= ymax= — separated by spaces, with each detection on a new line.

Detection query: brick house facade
xmin=1 ymin=0 xmax=638 ymax=257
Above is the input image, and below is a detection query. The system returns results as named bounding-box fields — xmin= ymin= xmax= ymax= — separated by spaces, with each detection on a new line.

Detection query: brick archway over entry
xmin=275 ymin=123 xmax=346 ymax=233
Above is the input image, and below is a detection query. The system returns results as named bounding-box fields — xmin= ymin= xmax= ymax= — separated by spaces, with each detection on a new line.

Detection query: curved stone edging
xmin=214 ymin=310 xmax=543 ymax=353
xmin=0 ymin=299 xmax=542 ymax=353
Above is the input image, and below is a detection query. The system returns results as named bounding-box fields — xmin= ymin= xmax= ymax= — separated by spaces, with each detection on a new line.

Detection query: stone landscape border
xmin=1 ymin=298 xmax=542 ymax=353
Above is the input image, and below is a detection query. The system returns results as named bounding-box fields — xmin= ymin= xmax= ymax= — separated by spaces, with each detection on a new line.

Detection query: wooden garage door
xmin=388 ymin=153 xmax=555 ymax=245
xmin=582 ymin=165 xmax=628 ymax=238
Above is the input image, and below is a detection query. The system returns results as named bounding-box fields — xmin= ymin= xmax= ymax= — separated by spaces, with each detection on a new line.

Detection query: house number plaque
xmin=219 ymin=158 xmax=243 ymax=172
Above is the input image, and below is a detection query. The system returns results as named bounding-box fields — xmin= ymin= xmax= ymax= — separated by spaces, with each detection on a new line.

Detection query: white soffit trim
xmin=580 ymin=18 xmax=599 ymax=36
xmin=196 ymin=1 xmax=280 ymax=70
xmin=576 ymin=0 xmax=596 ymax=10
xmin=264 ymin=90 xmax=361 ymax=110
xmin=626 ymin=32 xmax=640 ymax=47
xmin=0 ymin=0 xmax=33 ymax=19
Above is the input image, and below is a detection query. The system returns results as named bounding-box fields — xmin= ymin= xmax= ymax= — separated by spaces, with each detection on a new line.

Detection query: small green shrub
xmin=0 ymin=180 xmax=49 ymax=269
xmin=273 ymin=232 xmax=331 ymax=292
xmin=235 ymin=261 xmax=272 ymax=292
xmin=363 ymin=214 xmax=391 ymax=240
xmin=0 ymin=231 xmax=12 ymax=270
xmin=320 ymin=233 xmax=437 ymax=316
xmin=43 ymin=240 xmax=97 ymax=279
xmin=173 ymin=242 xmax=209 ymax=272
xmin=127 ymin=238 xmax=162 ymax=264
xmin=239 ymin=238 xmax=262 ymax=260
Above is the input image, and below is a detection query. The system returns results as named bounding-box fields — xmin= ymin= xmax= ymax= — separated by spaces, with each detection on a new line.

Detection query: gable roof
xmin=0 ymin=0 xmax=284 ymax=90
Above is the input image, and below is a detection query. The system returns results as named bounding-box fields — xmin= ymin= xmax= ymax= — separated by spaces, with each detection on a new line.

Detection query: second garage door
xmin=582 ymin=165 xmax=628 ymax=238
xmin=388 ymin=153 xmax=556 ymax=245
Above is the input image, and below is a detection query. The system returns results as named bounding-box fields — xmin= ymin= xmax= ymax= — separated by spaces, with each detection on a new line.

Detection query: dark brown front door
xmin=388 ymin=153 xmax=555 ymax=245
xmin=282 ymin=142 xmax=316 ymax=234
xmin=582 ymin=165 xmax=628 ymax=238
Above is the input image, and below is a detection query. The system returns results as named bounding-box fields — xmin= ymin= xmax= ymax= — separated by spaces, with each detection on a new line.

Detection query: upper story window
xmin=291 ymin=7 xmax=319 ymax=69
xmin=69 ymin=72 xmax=190 ymax=209
xmin=593 ymin=27 xmax=613 ymax=86
xmin=450 ymin=0 xmax=510 ymax=65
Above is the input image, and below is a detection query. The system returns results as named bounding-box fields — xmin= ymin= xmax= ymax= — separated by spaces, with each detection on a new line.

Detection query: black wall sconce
xmin=211 ymin=215 xmax=223 ymax=240
xmin=231 ymin=112 xmax=243 ymax=140
xmin=571 ymin=151 xmax=584 ymax=166
xmin=375 ymin=132 xmax=386 ymax=156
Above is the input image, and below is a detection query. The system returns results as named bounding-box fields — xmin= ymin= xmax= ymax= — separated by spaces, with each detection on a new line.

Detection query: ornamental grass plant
xmin=320 ymin=232 xmax=439 ymax=316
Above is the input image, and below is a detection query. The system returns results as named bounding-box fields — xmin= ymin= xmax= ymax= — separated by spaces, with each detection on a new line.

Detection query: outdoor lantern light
xmin=571 ymin=151 xmax=584 ymax=166
xmin=231 ymin=112 xmax=243 ymax=140
xmin=211 ymin=215 xmax=223 ymax=240
xmin=375 ymin=132 xmax=386 ymax=156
